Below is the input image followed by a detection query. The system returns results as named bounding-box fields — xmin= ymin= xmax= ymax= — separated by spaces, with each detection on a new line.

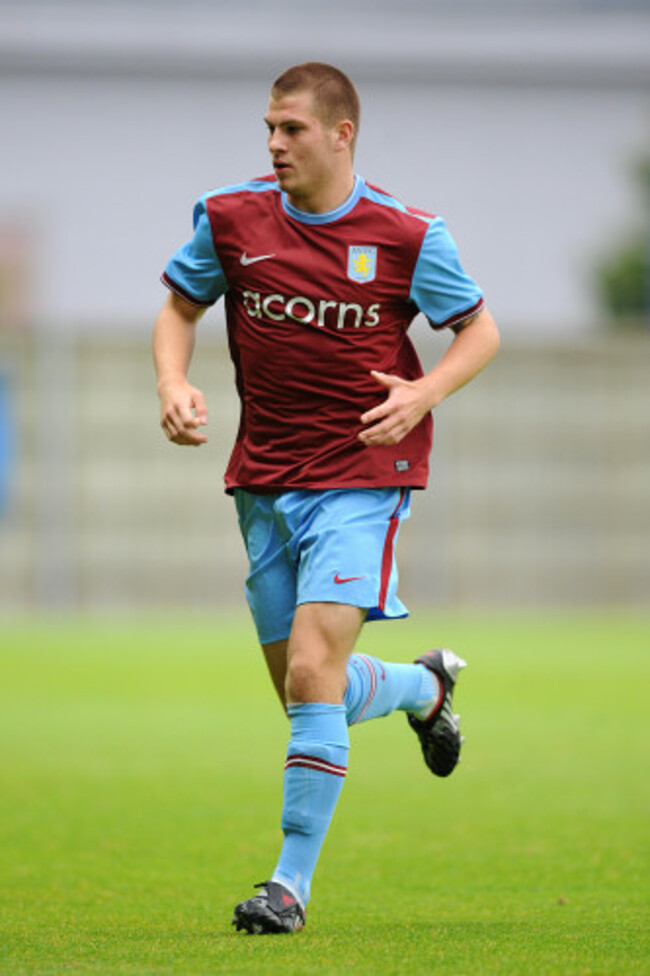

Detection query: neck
xmin=288 ymin=172 xmax=356 ymax=215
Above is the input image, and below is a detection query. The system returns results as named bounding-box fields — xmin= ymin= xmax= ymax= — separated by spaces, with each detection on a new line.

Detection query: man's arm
xmin=153 ymin=292 xmax=209 ymax=446
xmin=358 ymin=305 xmax=500 ymax=447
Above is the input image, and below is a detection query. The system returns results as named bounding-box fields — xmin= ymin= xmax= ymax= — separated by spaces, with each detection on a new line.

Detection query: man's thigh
xmin=290 ymin=488 xmax=411 ymax=623
xmin=234 ymin=487 xmax=411 ymax=646
xmin=234 ymin=490 xmax=297 ymax=645
xmin=285 ymin=602 xmax=366 ymax=704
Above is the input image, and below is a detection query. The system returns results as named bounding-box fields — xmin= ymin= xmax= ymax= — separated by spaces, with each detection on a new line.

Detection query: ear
xmin=333 ymin=118 xmax=355 ymax=153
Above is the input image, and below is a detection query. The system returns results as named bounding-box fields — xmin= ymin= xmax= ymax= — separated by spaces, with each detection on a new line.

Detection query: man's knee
xmin=285 ymin=652 xmax=327 ymax=703
xmin=285 ymin=603 xmax=364 ymax=704
xmin=285 ymin=647 xmax=350 ymax=704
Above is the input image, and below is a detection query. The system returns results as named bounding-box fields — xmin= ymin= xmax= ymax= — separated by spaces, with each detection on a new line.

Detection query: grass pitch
xmin=0 ymin=611 xmax=648 ymax=974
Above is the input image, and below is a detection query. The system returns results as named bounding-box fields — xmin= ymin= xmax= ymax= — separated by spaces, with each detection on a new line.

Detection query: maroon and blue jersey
xmin=161 ymin=175 xmax=484 ymax=493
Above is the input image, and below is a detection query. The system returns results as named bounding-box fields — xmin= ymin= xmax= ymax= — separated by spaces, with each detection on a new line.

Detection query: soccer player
xmin=153 ymin=62 xmax=499 ymax=934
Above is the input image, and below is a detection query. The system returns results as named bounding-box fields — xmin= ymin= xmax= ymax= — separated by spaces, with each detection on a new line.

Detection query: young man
xmin=154 ymin=62 xmax=499 ymax=935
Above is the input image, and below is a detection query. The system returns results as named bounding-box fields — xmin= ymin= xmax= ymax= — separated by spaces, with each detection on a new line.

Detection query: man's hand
xmin=358 ymin=371 xmax=431 ymax=447
xmin=158 ymin=380 xmax=209 ymax=446
xmin=153 ymin=293 xmax=208 ymax=446
xmin=358 ymin=308 xmax=500 ymax=448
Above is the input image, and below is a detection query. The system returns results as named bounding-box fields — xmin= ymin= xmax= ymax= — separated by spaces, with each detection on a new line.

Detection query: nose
xmin=268 ymin=128 xmax=284 ymax=155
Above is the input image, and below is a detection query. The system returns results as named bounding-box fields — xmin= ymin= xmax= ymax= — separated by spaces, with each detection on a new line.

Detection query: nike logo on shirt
xmin=333 ymin=573 xmax=364 ymax=584
xmin=240 ymin=252 xmax=275 ymax=265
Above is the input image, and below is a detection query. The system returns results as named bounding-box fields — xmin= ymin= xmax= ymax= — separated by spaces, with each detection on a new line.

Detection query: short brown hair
xmin=271 ymin=62 xmax=360 ymax=150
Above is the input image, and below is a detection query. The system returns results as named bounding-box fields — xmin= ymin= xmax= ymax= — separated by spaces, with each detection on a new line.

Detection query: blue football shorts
xmin=233 ymin=487 xmax=411 ymax=645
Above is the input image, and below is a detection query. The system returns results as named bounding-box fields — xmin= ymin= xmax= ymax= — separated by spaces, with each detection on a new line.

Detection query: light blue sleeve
xmin=410 ymin=217 xmax=483 ymax=328
xmin=162 ymin=197 xmax=228 ymax=307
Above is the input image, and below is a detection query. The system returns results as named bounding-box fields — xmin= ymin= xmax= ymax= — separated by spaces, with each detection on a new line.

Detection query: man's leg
xmin=237 ymin=644 xmax=465 ymax=935
xmin=233 ymin=488 xmax=465 ymax=933
xmin=233 ymin=602 xmax=363 ymax=934
xmin=262 ymin=639 xmax=288 ymax=709
xmin=262 ymin=635 xmax=464 ymax=761
xmin=274 ymin=602 xmax=363 ymax=900
xmin=245 ymin=486 xmax=436 ymax=723
xmin=345 ymin=648 xmax=467 ymax=778
xmin=344 ymin=652 xmax=439 ymax=725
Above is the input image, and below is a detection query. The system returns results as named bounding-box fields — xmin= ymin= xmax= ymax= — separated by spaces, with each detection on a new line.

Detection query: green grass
xmin=0 ymin=611 xmax=648 ymax=975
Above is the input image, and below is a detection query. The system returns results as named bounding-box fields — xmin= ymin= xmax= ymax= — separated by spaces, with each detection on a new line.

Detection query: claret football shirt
xmin=162 ymin=175 xmax=484 ymax=493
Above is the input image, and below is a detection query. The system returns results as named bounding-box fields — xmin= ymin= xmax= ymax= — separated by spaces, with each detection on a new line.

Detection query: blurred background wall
xmin=0 ymin=0 xmax=649 ymax=612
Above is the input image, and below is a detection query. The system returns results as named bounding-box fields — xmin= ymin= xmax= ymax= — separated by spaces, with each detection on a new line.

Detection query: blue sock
xmin=272 ymin=703 xmax=349 ymax=907
xmin=344 ymin=653 xmax=437 ymax=726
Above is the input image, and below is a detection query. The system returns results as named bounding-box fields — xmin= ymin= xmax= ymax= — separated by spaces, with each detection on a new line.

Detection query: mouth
xmin=273 ymin=161 xmax=291 ymax=178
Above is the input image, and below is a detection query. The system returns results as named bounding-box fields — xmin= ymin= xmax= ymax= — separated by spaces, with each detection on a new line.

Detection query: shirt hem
xmin=226 ymin=479 xmax=428 ymax=496
xmin=160 ymin=272 xmax=214 ymax=308
xmin=433 ymin=297 xmax=484 ymax=330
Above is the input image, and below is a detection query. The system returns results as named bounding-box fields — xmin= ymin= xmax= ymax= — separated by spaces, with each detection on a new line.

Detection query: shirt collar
xmin=281 ymin=175 xmax=364 ymax=224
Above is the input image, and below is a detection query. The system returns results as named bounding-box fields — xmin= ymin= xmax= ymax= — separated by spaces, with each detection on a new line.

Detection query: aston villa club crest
xmin=347 ymin=245 xmax=377 ymax=284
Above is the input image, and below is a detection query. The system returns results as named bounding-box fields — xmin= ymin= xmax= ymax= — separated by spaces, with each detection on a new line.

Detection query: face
xmin=265 ymin=90 xmax=352 ymax=213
